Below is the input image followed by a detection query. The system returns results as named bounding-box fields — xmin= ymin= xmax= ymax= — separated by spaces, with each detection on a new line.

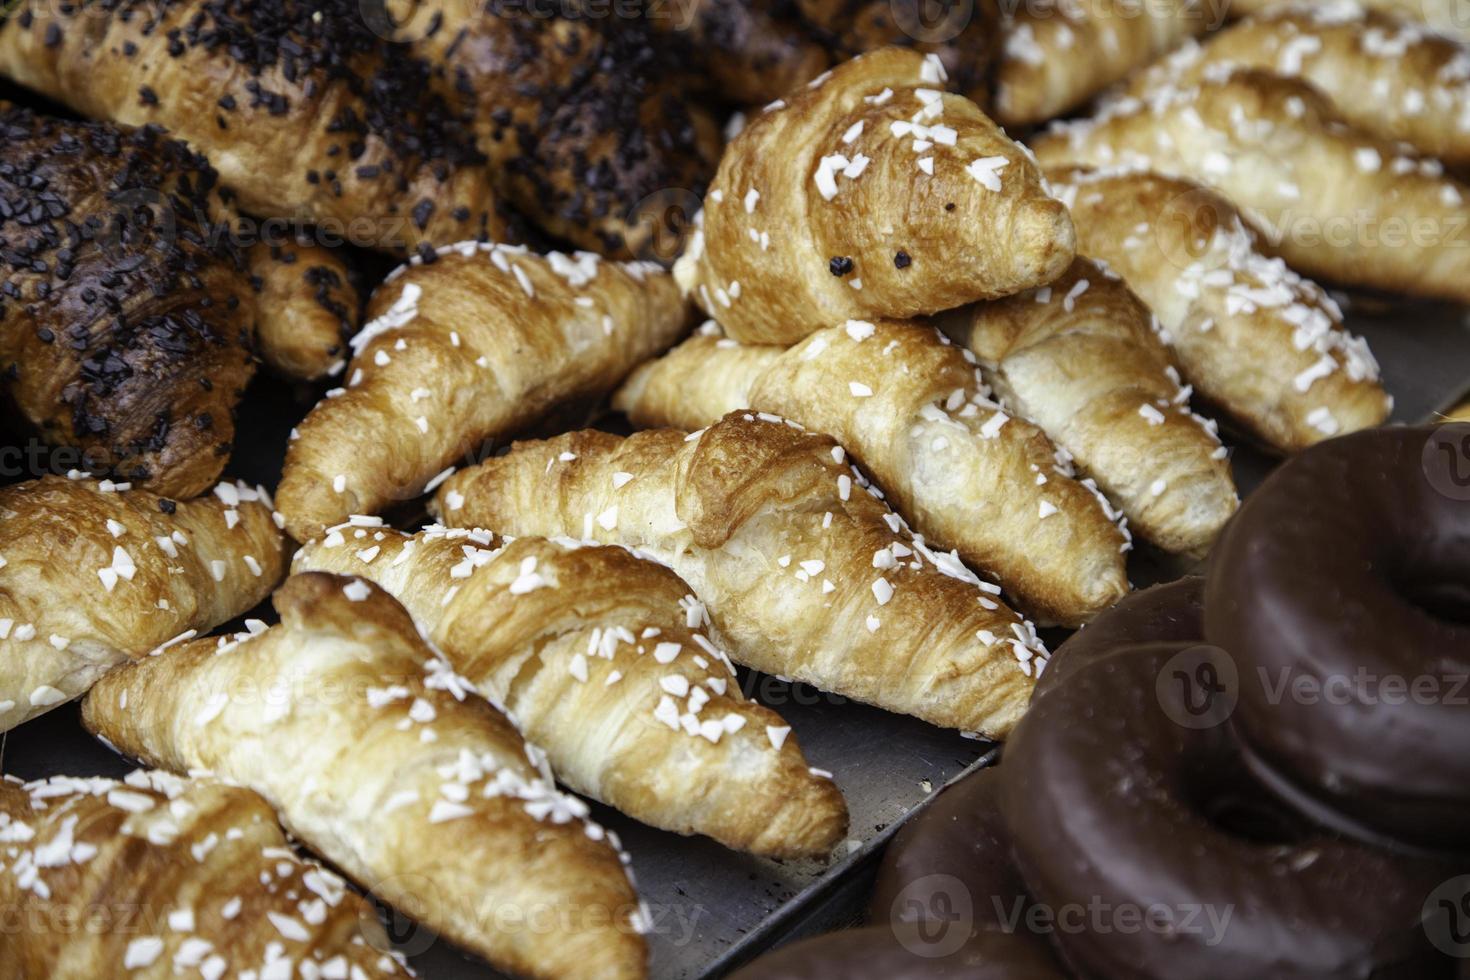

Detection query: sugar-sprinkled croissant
xmin=0 ymin=105 xmax=255 ymax=498
xmin=1047 ymin=167 xmax=1392 ymax=452
xmin=0 ymin=0 xmax=503 ymax=254
xmin=937 ymin=258 xmax=1239 ymax=557
xmin=295 ymin=525 xmax=848 ymax=858
xmin=275 ymin=242 xmax=688 ymax=543
xmin=1032 ymin=67 xmax=1470 ymax=305
xmin=1227 ymin=0 xmax=1470 ymax=43
xmin=84 ymin=572 xmax=649 ymax=980
xmin=613 ymin=320 xmax=1130 ymax=625
xmin=674 ymin=47 xmax=1076 ymax=346
xmin=0 ymin=771 xmax=412 ymax=979
xmin=247 ymin=239 xmax=361 ymax=382
xmin=0 ymin=475 xmax=286 ymax=733
xmin=431 ymin=412 xmax=1047 ymax=736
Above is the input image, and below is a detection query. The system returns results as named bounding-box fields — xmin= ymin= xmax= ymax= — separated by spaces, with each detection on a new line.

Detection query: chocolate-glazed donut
xmin=1207 ymin=426 xmax=1470 ymax=851
xmin=1002 ymin=642 xmax=1450 ymax=980
xmin=1034 ymin=576 xmax=1204 ymax=698
xmin=725 ymin=924 xmax=1067 ymax=980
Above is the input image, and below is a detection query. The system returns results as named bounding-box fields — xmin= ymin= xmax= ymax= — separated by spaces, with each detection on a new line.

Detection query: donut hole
xmin=1184 ymin=752 xmax=1316 ymax=845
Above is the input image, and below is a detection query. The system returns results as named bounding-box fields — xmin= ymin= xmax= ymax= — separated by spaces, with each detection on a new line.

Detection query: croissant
xmin=0 ymin=475 xmax=286 ymax=732
xmin=0 ymin=770 xmax=410 ymax=979
xmin=1227 ymin=0 xmax=1470 ymax=42
xmin=275 ymin=243 xmax=688 ymax=543
xmin=935 ymin=258 xmax=1239 ymax=556
xmin=1031 ymin=68 xmax=1470 ymax=305
xmin=0 ymin=0 xmax=503 ymax=254
xmin=294 ymin=525 xmax=848 ymax=858
xmin=613 ymin=320 xmax=1129 ymax=624
xmin=430 ymin=412 xmax=1048 ymax=736
xmin=247 ymin=239 xmax=361 ymax=382
xmin=673 ymin=46 xmax=1076 ymax=346
xmin=83 ymin=572 xmax=648 ymax=980
xmin=388 ymin=0 xmax=721 ymax=257
xmin=1047 ymin=167 xmax=1393 ymax=451
xmin=992 ymin=0 xmax=1209 ymax=127
xmin=660 ymin=0 xmax=830 ymax=105
xmin=1125 ymin=11 xmax=1470 ymax=170
xmin=0 ymin=104 xmax=255 ymax=498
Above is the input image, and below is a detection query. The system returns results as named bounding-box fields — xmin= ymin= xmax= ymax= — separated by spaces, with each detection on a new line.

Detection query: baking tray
xmin=2 ymin=297 xmax=1469 ymax=980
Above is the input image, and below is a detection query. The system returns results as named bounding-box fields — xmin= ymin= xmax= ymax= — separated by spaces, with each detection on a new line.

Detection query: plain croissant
xmin=275 ymin=242 xmax=689 ymax=542
xmin=430 ymin=412 xmax=1047 ymax=736
xmin=247 ymin=239 xmax=361 ymax=382
xmin=83 ymin=572 xmax=648 ymax=980
xmin=613 ymin=320 xmax=1130 ymax=625
xmin=0 ymin=770 xmax=410 ymax=978
xmin=935 ymin=258 xmax=1239 ymax=557
xmin=674 ymin=46 xmax=1076 ymax=346
xmin=294 ymin=524 xmax=849 ymax=859
xmin=0 ymin=475 xmax=286 ymax=732
xmin=1047 ymin=167 xmax=1393 ymax=452
xmin=1032 ymin=67 xmax=1470 ymax=305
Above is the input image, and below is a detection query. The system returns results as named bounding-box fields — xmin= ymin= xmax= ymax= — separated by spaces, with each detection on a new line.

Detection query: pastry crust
xmin=0 ymin=0 xmax=503 ymax=253
xmin=674 ymin=47 xmax=1075 ymax=345
xmin=83 ymin=572 xmax=648 ymax=980
xmin=294 ymin=525 xmax=848 ymax=858
xmin=1032 ymin=67 xmax=1470 ymax=304
xmin=1126 ymin=9 xmax=1470 ymax=169
xmin=0 ymin=476 xmax=286 ymax=732
xmin=1228 ymin=0 xmax=1470 ymax=42
xmin=1048 ymin=167 xmax=1393 ymax=451
xmin=0 ymin=771 xmax=410 ymax=979
xmin=937 ymin=258 xmax=1239 ymax=556
xmin=0 ymin=105 xmax=255 ymax=498
xmin=275 ymin=243 xmax=689 ymax=543
xmin=614 ymin=321 xmax=1130 ymax=625
xmin=993 ymin=0 xmax=1210 ymax=127
xmin=248 ymin=240 xmax=360 ymax=382
xmin=664 ymin=0 xmax=830 ymax=105
xmin=431 ymin=412 xmax=1047 ymax=736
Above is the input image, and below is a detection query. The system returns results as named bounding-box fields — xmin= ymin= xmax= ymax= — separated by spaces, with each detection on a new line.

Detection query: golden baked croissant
xmin=0 ymin=475 xmax=286 ymax=732
xmin=430 ymin=413 xmax=1047 ymax=736
xmin=0 ymin=104 xmax=255 ymax=498
xmin=294 ymin=524 xmax=848 ymax=858
xmin=389 ymin=0 xmax=721 ymax=257
xmin=0 ymin=770 xmax=410 ymax=979
xmin=935 ymin=258 xmax=1239 ymax=556
xmin=1227 ymin=0 xmax=1470 ymax=42
xmin=992 ymin=0 xmax=1211 ymax=127
xmin=247 ymin=239 xmax=361 ymax=382
xmin=1031 ymin=67 xmax=1470 ymax=305
xmin=674 ymin=47 xmax=1076 ymax=345
xmin=275 ymin=243 xmax=688 ymax=543
xmin=83 ymin=572 xmax=648 ymax=980
xmin=661 ymin=0 xmax=830 ymax=105
xmin=0 ymin=0 xmax=503 ymax=254
xmin=1047 ymin=167 xmax=1393 ymax=451
xmin=1125 ymin=10 xmax=1470 ymax=170
xmin=613 ymin=320 xmax=1129 ymax=624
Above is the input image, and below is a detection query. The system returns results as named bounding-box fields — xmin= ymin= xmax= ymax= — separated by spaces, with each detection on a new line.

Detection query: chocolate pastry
xmin=661 ymin=0 xmax=830 ymax=105
xmin=1035 ymin=576 xmax=1204 ymax=698
xmin=1002 ymin=641 xmax=1450 ymax=980
xmin=726 ymin=924 xmax=1067 ymax=979
xmin=0 ymin=104 xmax=254 ymax=498
xmin=1207 ymin=425 xmax=1470 ymax=852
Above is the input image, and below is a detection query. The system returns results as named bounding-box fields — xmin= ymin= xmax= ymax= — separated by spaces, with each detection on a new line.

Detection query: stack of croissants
xmin=0 ymin=0 xmax=1465 ymax=976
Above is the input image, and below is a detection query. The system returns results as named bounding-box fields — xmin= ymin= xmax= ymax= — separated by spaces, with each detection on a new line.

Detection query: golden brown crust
xmin=294 ymin=526 xmax=848 ymax=858
xmin=1227 ymin=0 xmax=1470 ymax=42
xmin=0 ymin=0 xmax=504 ymax=254
xmin=662 ymin=0 xmax=831 ymax=105
xmin=993 ymin=0 xmax=1211 ymax=127
xmin=0 ymin=771 xmax=408 ymax=979
xmin=1032 ymin=67 xmax=1470 ymax=304
xmin=0 ymin=105 xmax=255 ymax=498
xmin=247 ymin=240 xmax=360 ymax=382
xmin=938 ymin=258 xmax=1239 ymax=556
xmin=82 ymin=572 xmax=648 ymax=980
xmin=0 ymin=475 xmax=287 ymax=732
xmin=674 ymin=47 xmax=1075 ymax=345
xmin=431 ymin=413 xmax=1046 ymax=736
xmin=614 ymin=321 xmax=1130 ymax=624
xmin=1047 ymin=167 xmax=1393 ymax=452
xmin=275 ymin=244 xmax=689 ymax=543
